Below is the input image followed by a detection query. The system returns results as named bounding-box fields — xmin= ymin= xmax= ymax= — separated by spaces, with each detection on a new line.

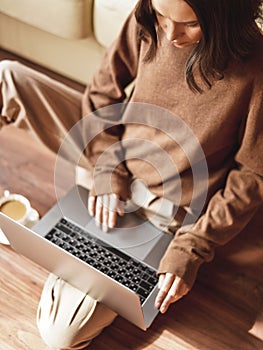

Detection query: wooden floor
xmin=0 ymin=51 xmax=263 ymax=350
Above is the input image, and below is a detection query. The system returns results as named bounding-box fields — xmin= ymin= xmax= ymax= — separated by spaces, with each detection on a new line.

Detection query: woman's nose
xmin=165 ymin=20 xmax=184 ymax=41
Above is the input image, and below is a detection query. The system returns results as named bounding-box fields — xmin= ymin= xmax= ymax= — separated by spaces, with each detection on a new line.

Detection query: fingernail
xmin=102 ymin=224 xmax=108 ymax=233
xmin=160 ymin=306 xmax=166 ymax=314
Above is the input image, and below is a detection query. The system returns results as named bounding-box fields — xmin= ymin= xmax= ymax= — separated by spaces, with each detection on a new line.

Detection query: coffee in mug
xmin=0 ymin=199 xmax=27 ymax=221
xmin=0 ymin=190 xmax=39 ymax=227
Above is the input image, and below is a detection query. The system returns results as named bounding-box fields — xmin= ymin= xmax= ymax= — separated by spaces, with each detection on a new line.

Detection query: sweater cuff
xmin=157 ymin=246 xmax=204 ymax=289
xmin=90 ymin=171 xmax=132 ymax=201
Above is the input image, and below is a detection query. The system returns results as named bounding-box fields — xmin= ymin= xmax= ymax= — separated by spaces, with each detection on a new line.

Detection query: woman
xmin=0 ymin=0 xmax=262 ymax=348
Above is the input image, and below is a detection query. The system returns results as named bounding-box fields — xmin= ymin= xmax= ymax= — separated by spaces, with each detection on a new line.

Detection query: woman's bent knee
xmin=37 ymin=274 xmax=117 ymax=349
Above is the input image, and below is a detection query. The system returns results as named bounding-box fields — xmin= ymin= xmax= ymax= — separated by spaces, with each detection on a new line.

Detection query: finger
xmin=158 ymin=274 xmax=165 ymax=289
xmin=160 ymin=277 xmax=189 ymax=314
xmin=155 ymin=273 xmax=175 ymax=309
xmin=170 ymin=276 xmax=189 ymax=298
xmin=102 ymin=194 xmax=110 ymax=232
xmin=159 ymin=294 xmax=176 ymax=314
xmin=159 ymin=276 xmax=181 ymax=313
xmin=95 ymin=195 xmax=103 ymax=226
xmin=108 ymin=194 xmax=119 ymax=229
xmin=88 ymin=195 xmax=96 ymax=217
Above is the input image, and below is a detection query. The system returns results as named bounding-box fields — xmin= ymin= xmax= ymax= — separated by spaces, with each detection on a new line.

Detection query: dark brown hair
xmin=135 ymin=0 xmax=263 ymax=93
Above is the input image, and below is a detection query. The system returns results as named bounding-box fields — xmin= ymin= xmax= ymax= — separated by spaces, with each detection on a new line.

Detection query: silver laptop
xmin=0 ymin=185 xmax=173 ymax=330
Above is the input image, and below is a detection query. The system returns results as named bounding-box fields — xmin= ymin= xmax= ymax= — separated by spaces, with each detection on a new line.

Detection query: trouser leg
xmin=37 ymin=274 xmax=117 ymax=349
xmin=0 ymin=60 xmax=90 ymax=168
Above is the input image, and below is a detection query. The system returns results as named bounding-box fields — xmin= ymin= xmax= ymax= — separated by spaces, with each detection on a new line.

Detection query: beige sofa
xmin=0 ymin=0 xmax=138 ymax=84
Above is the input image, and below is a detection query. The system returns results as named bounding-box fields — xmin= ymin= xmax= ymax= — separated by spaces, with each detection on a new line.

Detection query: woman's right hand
xmin=88 ymin=193 xmax=125 ymax=232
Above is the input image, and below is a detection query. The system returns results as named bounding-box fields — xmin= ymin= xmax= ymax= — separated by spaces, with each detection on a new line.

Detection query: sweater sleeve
xmin=81 ymin=11 xmax=140 ymax=200
xmin=157 ymin=71 xmax=263 ymax=289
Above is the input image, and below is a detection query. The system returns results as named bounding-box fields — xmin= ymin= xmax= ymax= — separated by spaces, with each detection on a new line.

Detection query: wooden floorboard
xmin=0 ymin=50 xmax=263 ymax=349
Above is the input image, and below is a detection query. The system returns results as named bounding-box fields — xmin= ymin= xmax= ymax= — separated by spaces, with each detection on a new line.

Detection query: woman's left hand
xmin=155 ymin=273 xmax=190 ymax=313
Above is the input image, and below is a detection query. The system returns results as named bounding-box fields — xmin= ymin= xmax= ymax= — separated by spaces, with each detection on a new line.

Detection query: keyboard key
xmin=137 ymin=288 xmax=149 ymax=299
xmin=139 ymin=280 xmax=153 ymax=292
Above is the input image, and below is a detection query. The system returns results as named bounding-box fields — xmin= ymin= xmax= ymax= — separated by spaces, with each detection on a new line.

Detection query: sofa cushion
xmin=93 ymin=0 xmax=138 ymax=47
xmin=0 ymin=0 xmax=92 ymax=39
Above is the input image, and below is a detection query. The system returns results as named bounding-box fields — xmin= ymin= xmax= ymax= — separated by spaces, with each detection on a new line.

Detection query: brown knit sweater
xmin=82 ymin=12 xmax=263 ymax=288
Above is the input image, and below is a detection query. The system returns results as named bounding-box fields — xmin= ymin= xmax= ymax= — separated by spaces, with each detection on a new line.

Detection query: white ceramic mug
xmin=0 ymin=190 xmax=39 ymax=245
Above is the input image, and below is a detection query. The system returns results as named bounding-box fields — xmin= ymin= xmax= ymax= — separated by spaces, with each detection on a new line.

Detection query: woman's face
xmin=151 ymin=0 xmax=202 ymax=48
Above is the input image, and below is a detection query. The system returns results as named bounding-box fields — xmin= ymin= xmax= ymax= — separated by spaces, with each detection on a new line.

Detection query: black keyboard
xmin=45 ymin=218 xmax=158 ymax=304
